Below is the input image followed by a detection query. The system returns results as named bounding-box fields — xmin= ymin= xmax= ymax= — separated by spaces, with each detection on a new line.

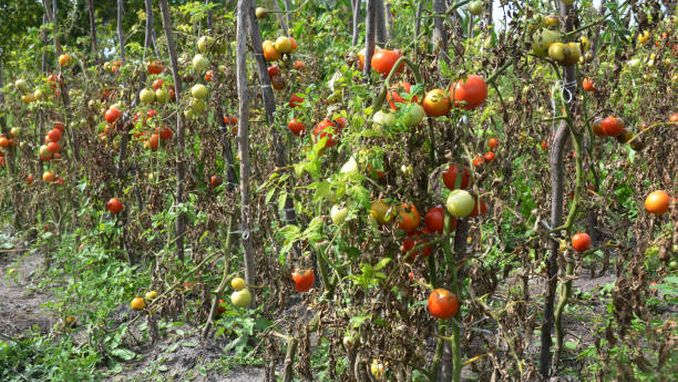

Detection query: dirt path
xmin=0 ymin=240 xmax=54 ymax=340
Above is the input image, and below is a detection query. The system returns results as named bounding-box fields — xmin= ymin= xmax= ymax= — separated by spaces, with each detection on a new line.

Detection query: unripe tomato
xmin=130 ymin=297 xmax=146 ymax=311
xmin=423 ymin=88 xmax=450 ymax=117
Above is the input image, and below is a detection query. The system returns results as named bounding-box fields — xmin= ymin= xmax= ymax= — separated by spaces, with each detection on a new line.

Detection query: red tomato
xmin=105 ymin=107 xmax=122 ymax=124
xmin=424 ymin=206 xmax=445 ymax=234
xmin=287 ymin=118 xmax=305 ymax=136
xmin=47 ymin=129 xmax=62 ymax=143
xmin=53 ymin=121 xmax=65 ymax=132
xmin=451 ymin=75 xmax=488 ymax=110
xmin=487 ymin=137 xmax=499 ymax=150
xmin=313 ymin=119 xmax=339 ymax=147
xmin=157 ymin=126 xmax=173 ymax=141
xmin=370 ymin=49 xmax=403 ymax=75
xmin=291 ymin=269 xmax=315 ymax=292
xmin=289 ymin=93 xmax=304 ymax=108
xmin=427 ymin=288 xmax=459 ymax=319
xmin=210 ymin=175 xmax=222 ymax=188
xmin=472 ymin=156 xmax=484 ymax=167
xmin=106 ymin=197 xmax=124 ymax=214
xmin=600 ymin=116 xmax=625 ymax=137
xmin=152 ymin=79 xmax=164 ymax=90
xmin=267 ymin=65 xmax=281 ymax=77
xmin=582 ymin=78 xmax=595 ymax=92
xmin=386 ymin=81 xmax=418 ymax=110
xmin=468 ymin=196 xmax=489 ymax=217
xmin=483 ymin=151 xmax=495 ymax=162
xmin=571 ymin=232 xmax=591 ymax=252
xmin=442 ymin=164 xmax=471 ymax=190
xmin=46 ymin=141 xmax=61 ymax=153
xmin=148 ymin=133 xmax=160 ymax=150
xmin=401 ymin=230 xmax=432 ymax=261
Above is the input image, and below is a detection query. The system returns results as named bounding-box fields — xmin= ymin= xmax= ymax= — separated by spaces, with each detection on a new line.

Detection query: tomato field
xmin=0 ymin=0 xmax=676 ymax=381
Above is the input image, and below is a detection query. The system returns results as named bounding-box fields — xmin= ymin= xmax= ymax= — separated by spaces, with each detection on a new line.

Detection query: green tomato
xmin=446 ymin=190 xmax=475 ymax=217
xmin=155 ymin=88 xmax=169 ymax=104
xmin=532 ymin=28 xmax=562 ymax=57
xmin=372 ymin=110 xmax=397 ymax=128
xmin=401 ymin=103 xmax=425 ymax=127
xmin=191 ymin=84 xmax=208 ymax=99
xmin=468 ymin=0 xmax=483 ymax=16
xmin=192 ymin=54 xmax=210 ymax=72
xmin=330 ymin=204 xmax=348 ymax=225
xmin=197 ymin=36 xmax=214 ymax=53
xmin=231 ymin=288 xmax=252 ymax=308
xmin=139 ymin=88 xmax=155 ymax=104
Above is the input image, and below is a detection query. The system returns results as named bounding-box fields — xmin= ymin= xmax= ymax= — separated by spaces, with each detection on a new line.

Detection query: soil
xmin=0 ymin=229 xmax=265 ymax=381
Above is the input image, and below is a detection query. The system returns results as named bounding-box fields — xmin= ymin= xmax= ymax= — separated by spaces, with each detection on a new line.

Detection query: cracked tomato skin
xmin=427 ymin=288 xmax=459 ymax=319
xmin=451 ymin=75 xmax=488 ymax=110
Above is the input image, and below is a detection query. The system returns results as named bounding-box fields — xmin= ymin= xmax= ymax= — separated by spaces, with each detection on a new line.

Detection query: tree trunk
xmin=540 ymin=2 xmax=578 ymax=376
xmin=351 ymin=0 xmax=360 ymax=46
xmin=432 ymin=0 xmax=448 ymax=63
xmin=236 ymin=0 xmax=257 ymax=293
xmin=87 ymin=0 xmax=99 ymax=63
xmin=363 ymin=0 xmax=376 ymax=79
xmin=158 ymin=0 xmax=186 ymax=261
xmin=375 ymin=0 xmax=387 ymax=45
xmin=117 ymin=0 xmax=126 ymax=63
xmin=246 ymin=2 xmax=297 ymax=227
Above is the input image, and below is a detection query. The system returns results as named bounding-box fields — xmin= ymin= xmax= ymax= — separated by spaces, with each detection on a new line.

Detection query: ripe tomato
xmin=483 ymin=151 xmax=495 ymax=162
xmin=26 ymin=175 xmax=34 ymax=185
xmin=313 ymin=119 xmax=339 ymax=147
xmin=106 ymin=197 xmax=124 ymax=214
xmin=427 ymin=288 xmax=459 ymax=319
xmin=105 ymin=107 xmax=122 ymax=124
xmin=370 ymin=49 xmax=402 ymax=75
xmin=47 ymin=141 xmax=61 ymax=153
xmin=148 ymin=133 xmax=160 ymax=150
xmin=0 ymin=137 xmax=10 ymax=148
xmin=487 ymin=137 xmax=499 ymax=150
xmin=291 ymin=268 xmax=315 ymax=292
xmin=472 ymin=156 xmax=483 ymax=168
xmin=293 ymin=60 xmax=305 ymax=70
xmin=47 ymin=129 xmax=62 ymax=143
xmin=152 ymin=79 xmax=164 ymax=91
xmin=210 ymin=175 xmax=222 ymax=188
xmin=442 ymin=164 xmax=471 ymax=190
xmin=423 ymin=88 xmax=451 ymax=117
xmin=289 ymin=93 xmax=304 ymax=108
xmin=204 ymin=70 xmax=214 ymax=82
xmin=571 ymin=232 xmax=591 ymax=252
xmin=147 ymin=61 xmax=164 ymax=74
xmin=600 ymin=116 xmax=625 ymax=136
xmin=53 ymin=122 xmax=65 ymax=132
xmin=401 ymin=230 xmax=432 ymax=261
xmin=386 ymin=81 xmax=418 ymax=110
xmin=287 ymin=118 xmax=305 ymax=136
xmin=468 ymin=196 xmax=489 ymax=217
xmin=262 ymin=40 xmax=280 ymax=61
xmin=669 ymin=112 xmax=678 ymax=123
xmin=397 ymin=203 xmax=420 ymax=233
xmin=130 ymin=297 xmax=145 ymax=311
xmin=267 ymin=65 xmax=281 ymax=78
xmin=424 ymin=206 xmax=445 ymax=234
xmin=451 ymin=75 xmax=488 ymax=110
xmin=591 ymin=118 xmax=605 ymax=136
xmin=582 ymin=78 xmax=595 ymax=92
xmin=644 ymin=190 xmax=670 ymax=215
xmin=157 ymin=126 xmax=173 ymax=141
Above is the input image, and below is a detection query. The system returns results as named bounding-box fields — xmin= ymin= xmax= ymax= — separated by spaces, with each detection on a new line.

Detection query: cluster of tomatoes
xmin=0 ymin=127 xmax=21 ymax=167
xmin=471 ymin=137 xmax=499 ymax=167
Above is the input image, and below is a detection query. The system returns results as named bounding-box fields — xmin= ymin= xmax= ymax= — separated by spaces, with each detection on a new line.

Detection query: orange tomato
xmin=427 ymin=288 xmax=459 ymax=319
xmin=644 ymin=190 xmax=670 ymax=215
xmin=571 ymin=232 xmax=591 ymax=252
xmin=422 ymin=88 xmax=450 ymax=117
xmin=370 ymin=49 xmax=403 ymax=75
xmin=397 ymin=203 xmax=421 ymax=233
